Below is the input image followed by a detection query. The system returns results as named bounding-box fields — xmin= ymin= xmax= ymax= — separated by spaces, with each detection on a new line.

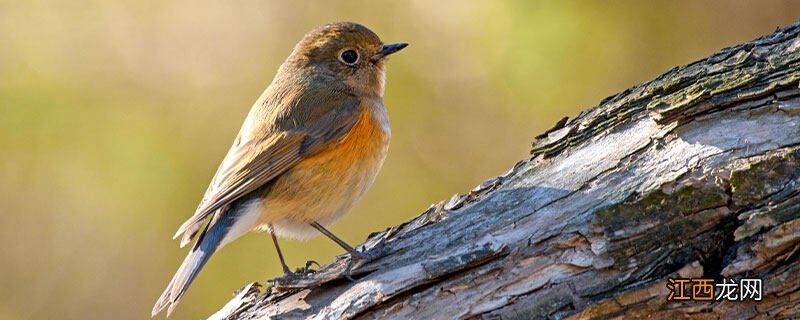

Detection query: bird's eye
xmin=339 ymin=49 xmax=359 ymax=65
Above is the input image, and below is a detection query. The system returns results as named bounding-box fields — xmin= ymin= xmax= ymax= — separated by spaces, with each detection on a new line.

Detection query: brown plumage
xmin=152 ymin=22 xmax=406 ymax=317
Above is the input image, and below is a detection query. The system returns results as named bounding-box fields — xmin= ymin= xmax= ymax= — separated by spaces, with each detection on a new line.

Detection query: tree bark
xmin=212 ymin=21 xmax=800 ymax=320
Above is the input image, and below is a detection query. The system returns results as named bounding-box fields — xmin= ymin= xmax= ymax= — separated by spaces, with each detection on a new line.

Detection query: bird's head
xmin=282 ymin=22 xmax=407 ymax=97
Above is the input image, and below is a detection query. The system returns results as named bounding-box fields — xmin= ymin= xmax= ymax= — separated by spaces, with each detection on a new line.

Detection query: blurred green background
xmin=1 ymin=1 xmax=798 ymax=319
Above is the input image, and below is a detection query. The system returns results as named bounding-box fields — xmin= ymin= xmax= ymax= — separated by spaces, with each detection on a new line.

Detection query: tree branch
xmin=212 ymin=21 xmax=800 ymax=320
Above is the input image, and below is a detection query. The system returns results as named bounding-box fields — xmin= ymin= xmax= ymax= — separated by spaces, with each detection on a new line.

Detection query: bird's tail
xmin=152 ymin=213 xmax=237 ymax=317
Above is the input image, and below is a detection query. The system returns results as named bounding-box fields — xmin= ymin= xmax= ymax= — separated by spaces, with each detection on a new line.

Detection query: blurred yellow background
xmin=1 ymin=1 xmax=798 ymax=319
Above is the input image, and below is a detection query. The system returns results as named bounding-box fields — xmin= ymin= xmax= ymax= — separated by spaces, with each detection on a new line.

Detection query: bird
xmin=152 ymin=22 xmax=406 ymax=317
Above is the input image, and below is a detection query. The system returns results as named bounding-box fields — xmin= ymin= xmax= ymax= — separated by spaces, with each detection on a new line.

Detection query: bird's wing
xmin=173 ymin=96 xmax=362 ymax=246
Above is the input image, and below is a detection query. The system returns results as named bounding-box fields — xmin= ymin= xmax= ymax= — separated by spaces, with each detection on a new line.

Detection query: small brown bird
xmin=152 ymin=22 xmax=406 ymax=317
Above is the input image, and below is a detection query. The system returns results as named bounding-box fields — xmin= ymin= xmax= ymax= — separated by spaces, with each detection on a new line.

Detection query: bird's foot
xmin=342 ymin=238 xmax=388 ymax=280
xmin=293 ymin=260 xmax=320 ymax=274
xmin=275 ymin=260 xmax=319 ymax=282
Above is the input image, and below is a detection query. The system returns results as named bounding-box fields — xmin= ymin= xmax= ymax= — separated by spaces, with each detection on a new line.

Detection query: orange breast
xmin=300 ymin=107 xmax=388 ymax=168
xmin=255 ymin=105 xmax=390 ymax=236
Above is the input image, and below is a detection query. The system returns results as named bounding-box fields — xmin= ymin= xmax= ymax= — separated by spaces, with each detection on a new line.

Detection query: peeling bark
xmin=212 ymin=21 xmax=800 ymax=320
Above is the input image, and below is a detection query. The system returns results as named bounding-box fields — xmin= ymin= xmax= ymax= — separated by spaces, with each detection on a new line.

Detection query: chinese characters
xmin=666 ymin=278 xmax=762 ymax=301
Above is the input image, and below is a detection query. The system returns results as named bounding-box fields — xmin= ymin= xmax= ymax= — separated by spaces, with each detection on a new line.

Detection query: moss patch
xmin=730 ymin=147 xmax=800 ymax=239
xmin=595 ymin=184 xmax=728 ymax=238
xmin=730 ymin=147 xmax=800 ymax=207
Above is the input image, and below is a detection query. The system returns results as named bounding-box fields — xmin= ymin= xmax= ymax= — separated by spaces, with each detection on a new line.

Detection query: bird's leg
xmin=269 ymin=224 xmax=318 ymax=275
xmin=310 ymin=221 xmax=388 ymax=281
xmin=310 ymin=221 xmax=381 ymax=260
xmin=268 ymin=224 xmax=292 ymax=275
xmin=310 ymin=221 xmax=363 ymax=281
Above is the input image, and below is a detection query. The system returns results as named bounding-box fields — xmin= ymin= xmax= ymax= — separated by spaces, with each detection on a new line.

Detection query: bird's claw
xmin=294 ymin=260 xmax=320 ymax=274
xmin=276 ymin=260 xmax=320 ymax=281
xmin=342 ymin=239 xmax=388 ymax=280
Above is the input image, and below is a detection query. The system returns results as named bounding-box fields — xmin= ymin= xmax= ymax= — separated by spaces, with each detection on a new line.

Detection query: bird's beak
xmin=373 ymin=43 xmax=408 ymax=61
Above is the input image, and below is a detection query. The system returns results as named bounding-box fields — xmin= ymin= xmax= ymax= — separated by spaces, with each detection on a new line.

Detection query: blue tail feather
xmin=152 ymin=212 xmax=238 ymax=317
